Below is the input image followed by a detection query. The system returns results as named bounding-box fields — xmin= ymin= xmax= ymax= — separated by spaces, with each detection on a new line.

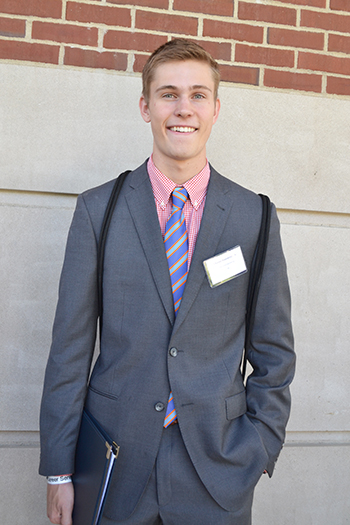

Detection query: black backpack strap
xmin=97 ymin=170 xmax=131 ymax=331
xmin=242 ymin=194 xmax=271 ymax=379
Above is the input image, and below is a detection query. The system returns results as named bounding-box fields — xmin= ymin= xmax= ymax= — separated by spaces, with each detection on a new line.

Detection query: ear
xmin=139 ymin=95 xmax=151 ymax=123
xmin=212 ymin=98 xmax=220 ymax=125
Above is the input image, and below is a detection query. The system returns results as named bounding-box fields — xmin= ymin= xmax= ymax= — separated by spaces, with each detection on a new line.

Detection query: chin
xmin=170 ymin=149 xmax=197 ymax=160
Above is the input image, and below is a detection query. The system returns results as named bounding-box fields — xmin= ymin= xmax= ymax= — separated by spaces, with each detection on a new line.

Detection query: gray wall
xmin=1 ymin=63 xmax=349 ymax=524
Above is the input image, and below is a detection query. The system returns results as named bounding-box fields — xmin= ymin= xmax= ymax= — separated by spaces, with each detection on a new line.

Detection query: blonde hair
xmin=142 ymin=38 xmax=220 ymax=102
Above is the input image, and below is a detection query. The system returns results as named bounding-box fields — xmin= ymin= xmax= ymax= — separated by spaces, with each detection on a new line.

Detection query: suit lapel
xmin=124 ymin=164 xmax=235 ymax=331
xmin=124 ymin=163 xmax=175 ymax=325
xmin=173 ymin=167 xmax=234 ymax=333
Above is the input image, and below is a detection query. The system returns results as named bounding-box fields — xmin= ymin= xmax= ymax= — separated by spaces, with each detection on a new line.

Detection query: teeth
xmin=170 ymin=126 xmax=196 ymax=133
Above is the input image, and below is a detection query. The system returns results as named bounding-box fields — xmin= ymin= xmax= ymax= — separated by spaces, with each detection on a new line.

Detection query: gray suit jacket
xmin=40 ymin=161 xmax=295 ymax=520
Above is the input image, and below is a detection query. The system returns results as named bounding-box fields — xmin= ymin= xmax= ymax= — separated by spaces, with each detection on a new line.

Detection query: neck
xmin=152 ymin=153 xmax=207 ymax=185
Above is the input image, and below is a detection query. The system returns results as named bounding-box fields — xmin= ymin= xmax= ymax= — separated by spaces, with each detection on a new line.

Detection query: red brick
xmin=236 ymin=44 xmax=294 ymax=68
xmin=327 ymin=75 xmax=350 ymax=95
xmin=301 ymin=10 xmax=350 ymax=33
xmin=32 ymin=22 xmax=98 ymax=46
xmin=133 ymin=52 xmax=149 ymax=73
xmin=268 ymin=28 xmax=324 ymax=50
xmin=0 ymin=17 xmax=25 ymax=37
xmin=330 ymin=0 xmax=350 ymax=12
xmin=67 ymin=2 xmax=131 ymax=27
xmin=329 ymin=33 xmax=350 ymax=55
xmin=264 ymin=68 xmax=322 ymax=93
xmin=298 ymin=51 xmax=350 ymax=75
xmin=238 ymin=2 xmax=297 ymax=27
xmin=173 ymin=0 xmax=234 ymax=17
xmin=107 ymin=0 xmax=168 ymax=8
xmin=186 ymin=39 xmax=232 ymax=61
xmin=135 ymin=10 xmax=198 ymax=35
xmin=276 ymin=0 xmax=325 ymax=6
xmin=0 ymin=39 xmax=59 ymax=63
xmin=104 ymin=31 xmax=166 ymax=52
xmin=219 ymin=63 xmax=259 ymax=86
xmin=64 ymin=46 xmax=128 ymax=70
xmin=203 ymin=19 xmax=263 ymax=44
xmin=0 ymin=0 xmax=62 ymax=19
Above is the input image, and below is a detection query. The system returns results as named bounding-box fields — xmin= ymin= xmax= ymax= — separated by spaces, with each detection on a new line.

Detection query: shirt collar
xmin=147 ymin=155 xmax=210 ymax=211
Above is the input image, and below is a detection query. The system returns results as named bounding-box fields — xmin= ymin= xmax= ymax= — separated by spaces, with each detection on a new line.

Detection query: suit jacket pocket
xmin=225 ymin=390 xmax=247 ymax=420
xmin=88 ymin=384 xmax=119 ymax=401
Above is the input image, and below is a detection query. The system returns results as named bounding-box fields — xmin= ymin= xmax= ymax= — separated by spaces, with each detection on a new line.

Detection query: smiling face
xmin=139 ymin=60 xmax=220 ymax=181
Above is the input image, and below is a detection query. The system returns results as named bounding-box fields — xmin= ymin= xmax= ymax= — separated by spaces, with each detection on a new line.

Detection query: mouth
xmin=168 ymin=126 xmax=197 ymax=133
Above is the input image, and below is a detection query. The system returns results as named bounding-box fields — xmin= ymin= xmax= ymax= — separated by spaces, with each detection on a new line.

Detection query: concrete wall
xmin=1 ymin=62 xmax=349 ymax=524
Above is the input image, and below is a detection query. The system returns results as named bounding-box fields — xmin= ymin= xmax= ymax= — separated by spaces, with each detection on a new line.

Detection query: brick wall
xmin=1 ymin=0 xmax=350 ymax=97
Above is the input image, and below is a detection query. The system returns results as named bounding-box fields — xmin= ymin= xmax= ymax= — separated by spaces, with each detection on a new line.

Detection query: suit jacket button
xmin=155 ymin=402 xmax=165 ymax=412
xmin=169 ymin=347 xmax=178 ymax=357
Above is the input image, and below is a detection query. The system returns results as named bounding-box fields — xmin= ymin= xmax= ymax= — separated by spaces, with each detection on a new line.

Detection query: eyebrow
xmin=155 ymin=84 xmax=213 ymax=93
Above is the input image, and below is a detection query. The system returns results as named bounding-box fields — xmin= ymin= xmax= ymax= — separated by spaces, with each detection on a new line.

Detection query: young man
xmin=40 ymin=39 xmax=295 ymax=525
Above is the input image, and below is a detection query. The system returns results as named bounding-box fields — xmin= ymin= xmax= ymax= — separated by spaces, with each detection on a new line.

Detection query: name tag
xmin=203 ymin=246 xmax=247 ymax=288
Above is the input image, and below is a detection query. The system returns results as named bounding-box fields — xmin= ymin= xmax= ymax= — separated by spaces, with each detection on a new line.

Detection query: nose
xmin=175 ymin=96 xmax=193 ymax=118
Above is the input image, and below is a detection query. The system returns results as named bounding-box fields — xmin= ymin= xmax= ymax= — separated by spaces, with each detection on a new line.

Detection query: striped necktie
xmin=163 ymin=187 xmax=189 ymax=427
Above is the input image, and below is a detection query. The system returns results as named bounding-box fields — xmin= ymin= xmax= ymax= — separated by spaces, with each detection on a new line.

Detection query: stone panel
xmin=0 ymin=192 xmax=75 ymax=430
xmin=0 ymin=445 xmax=48 ymax=524
xmin=280 ymin=221 xmax=350 ymax=431
xmin=1 ymin=64 xmax=350 ymax=214
xmin=253 ymin=443 xmax=350 ymax=524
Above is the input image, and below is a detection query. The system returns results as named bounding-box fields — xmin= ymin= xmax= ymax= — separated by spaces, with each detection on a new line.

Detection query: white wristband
xmin=47 ymin=475 xmax=72 ymax=485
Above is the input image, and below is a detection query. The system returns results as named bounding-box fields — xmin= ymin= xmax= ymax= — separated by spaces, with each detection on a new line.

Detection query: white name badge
xmin=203 ymin=246 xmax=247 ymax=288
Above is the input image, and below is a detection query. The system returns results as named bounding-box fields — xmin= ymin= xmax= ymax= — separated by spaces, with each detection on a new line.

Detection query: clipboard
xmin=72 ymin=409 xmax=120 ymax=525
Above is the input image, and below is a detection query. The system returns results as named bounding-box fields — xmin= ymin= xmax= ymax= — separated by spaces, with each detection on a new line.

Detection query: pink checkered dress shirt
xmin=147 ymin=156 xmax=210 ymax=267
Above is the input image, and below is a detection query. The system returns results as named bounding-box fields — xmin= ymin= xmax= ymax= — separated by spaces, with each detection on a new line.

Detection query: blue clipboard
xmin=72 ymin=409 xmax=120 ymax=525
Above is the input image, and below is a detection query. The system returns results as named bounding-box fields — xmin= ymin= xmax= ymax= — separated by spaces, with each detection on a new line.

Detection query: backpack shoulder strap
xmin=242 ymin=194 xmax=271 ymax=379
xmin=97 ymin=170 xmax=131 ymax=328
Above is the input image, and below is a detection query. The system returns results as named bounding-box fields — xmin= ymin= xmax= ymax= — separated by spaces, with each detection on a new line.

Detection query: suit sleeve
xmin=245 ymin=203 xmax=295 ymax=476
xmin=39 ymin=194 xmax=99 ymax=476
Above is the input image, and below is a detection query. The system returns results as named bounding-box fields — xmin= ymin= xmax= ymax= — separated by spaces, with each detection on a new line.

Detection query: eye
xmin=162 ymin=93 xmax=176 ymax=99
xmin=193 ymin=93 xmax=205 ymax=99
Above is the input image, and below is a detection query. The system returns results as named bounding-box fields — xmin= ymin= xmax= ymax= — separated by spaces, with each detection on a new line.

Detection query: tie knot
xmin=172 ymin=187 xmax=188 ymax=210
